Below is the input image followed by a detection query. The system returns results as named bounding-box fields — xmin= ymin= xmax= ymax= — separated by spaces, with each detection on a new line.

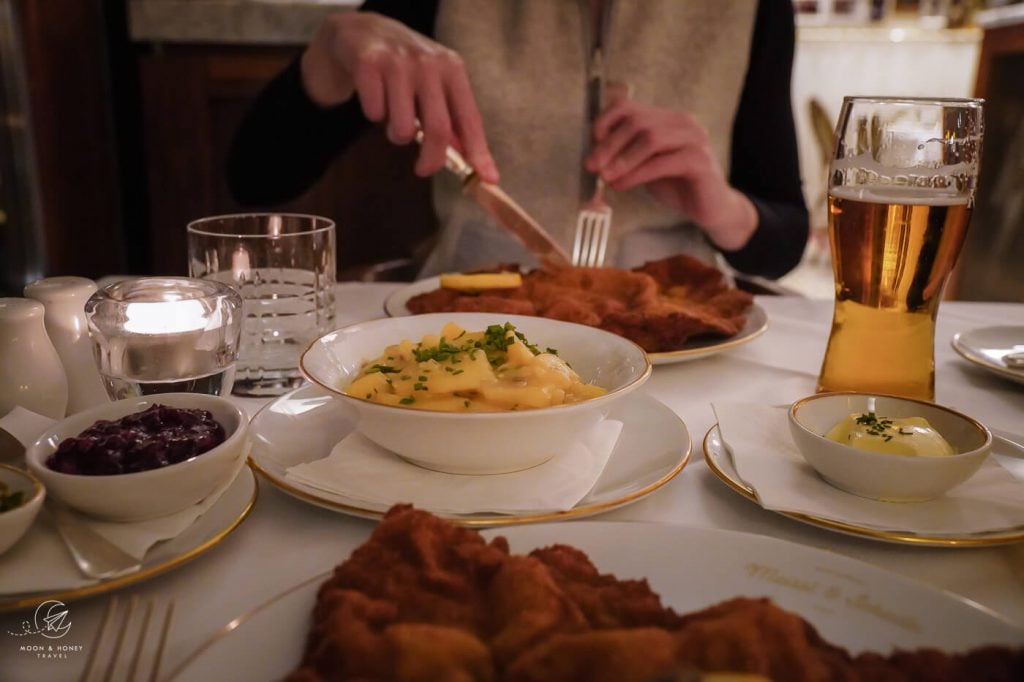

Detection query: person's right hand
xmin=300 ymin=11 xmax=499 ymax=182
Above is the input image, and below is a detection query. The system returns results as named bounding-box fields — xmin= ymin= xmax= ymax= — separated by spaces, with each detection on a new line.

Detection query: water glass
xmin=817 ymin=96 xmax=984 ymax=401
xmin=187 ymin=213 xmax=336 ymax=396
xmin=85 ymin=277 xmax=243 ymax=399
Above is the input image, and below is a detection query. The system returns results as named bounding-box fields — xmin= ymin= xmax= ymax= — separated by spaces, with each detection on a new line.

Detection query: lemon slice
xmin=439 ymin=272 xmax=523 ymax=292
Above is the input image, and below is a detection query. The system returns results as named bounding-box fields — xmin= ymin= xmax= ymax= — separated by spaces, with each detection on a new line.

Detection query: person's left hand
xmin=585 ymin=99 xmax=757 ymax=251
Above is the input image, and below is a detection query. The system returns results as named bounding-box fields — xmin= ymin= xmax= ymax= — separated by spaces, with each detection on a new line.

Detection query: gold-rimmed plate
xmin=951 ymin=326 xmax=1024 ymax=387
xmin=703 ymin=424 xmax=1024 ymax=547
xmin=382 ymin=277 xmax=768 ymax=365
xmin=165 ymin=521 xmax=1023 ymax=680
xmin=248 ymin=384 xmax=690 ymax=526
xmin=0 ymin=466 xmax=257 ymax=613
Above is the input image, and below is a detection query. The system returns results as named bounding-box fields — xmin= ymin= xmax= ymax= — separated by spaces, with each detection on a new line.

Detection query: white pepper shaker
xmin=0 ymin=298 xmax=69 ymax=419
xmin=24 ymin=276 xmax=110 ymax=414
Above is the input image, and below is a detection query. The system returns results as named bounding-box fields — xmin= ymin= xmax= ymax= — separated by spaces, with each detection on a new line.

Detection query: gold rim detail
xmin=0 ymin=462 xmax=44 ymax=507
xmin=702 ymin=425 xmax=1024 ymax=548
xmin=0 ymin=466 xmax=259 ymax=613
xmin=164 ymin=569 xmax=331 ymax=681
xmin=248 ymin=390 xmax=691 ymax=528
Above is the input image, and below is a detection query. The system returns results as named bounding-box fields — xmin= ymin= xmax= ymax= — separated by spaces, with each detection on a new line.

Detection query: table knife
xmin=413 ymin=128 xmax=571 ymax=268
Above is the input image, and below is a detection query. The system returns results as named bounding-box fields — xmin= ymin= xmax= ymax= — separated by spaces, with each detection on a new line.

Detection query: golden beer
xmin=816 ymin=187 xmax=972 ymax=401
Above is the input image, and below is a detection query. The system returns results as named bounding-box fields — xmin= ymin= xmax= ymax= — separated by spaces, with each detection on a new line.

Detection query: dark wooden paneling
xmin=138 ymin=45 xmax=437 ymax=279
xmin=950 ymin=22 xmax=1024 ymax=301
xmin=17 ymin=0 xmax=122 ymax=279
xmin=138 ymin=50 xmax=215 ymax=277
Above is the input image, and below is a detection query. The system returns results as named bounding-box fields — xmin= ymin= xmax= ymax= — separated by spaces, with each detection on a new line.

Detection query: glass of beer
xmin=817 ymin=97 xmax=983 ymax=401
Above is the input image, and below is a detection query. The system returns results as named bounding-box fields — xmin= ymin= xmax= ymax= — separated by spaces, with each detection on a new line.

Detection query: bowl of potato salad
xmin=300 ymin=313 xmax=651 ymax=474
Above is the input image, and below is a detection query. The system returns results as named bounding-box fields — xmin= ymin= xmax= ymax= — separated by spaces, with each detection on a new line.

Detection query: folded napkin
xmin=712 ymin=402 xmax=1024 ymax=536
xmin=0 ymin=405 xmax=246 ymax=594
xmin=285 ymin=420 xmax=624 ymax=515
xmin=0 ymin=406 xmax=56 ymax=452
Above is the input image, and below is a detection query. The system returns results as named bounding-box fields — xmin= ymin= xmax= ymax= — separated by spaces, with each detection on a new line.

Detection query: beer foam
xmin=829 ymin=185 xmax=969 ymax=207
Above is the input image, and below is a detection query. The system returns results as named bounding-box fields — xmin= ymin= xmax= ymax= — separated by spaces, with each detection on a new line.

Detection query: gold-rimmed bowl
xmin=25 ymin=394 xmax=249 ymax=521
xmin=788 ymin=392 xmax=991 ymax=502
xmin=0 ymin=464 xmax=44 ymax=555
xmin=300 ymin=312 xmax=652 ymax=474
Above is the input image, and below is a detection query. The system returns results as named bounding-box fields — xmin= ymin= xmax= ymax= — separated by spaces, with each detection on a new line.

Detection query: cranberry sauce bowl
xmin=47 ymin=404 xmax=226 ymax=476
xmin=26 ymin=394 xmax=249 ymax=521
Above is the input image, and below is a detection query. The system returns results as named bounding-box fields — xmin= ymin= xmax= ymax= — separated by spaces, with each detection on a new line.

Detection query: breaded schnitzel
xmin=287 ymin=506 xmax=1024 ymax=682
xmin=405 ymin=255 xmax=753 ymax=352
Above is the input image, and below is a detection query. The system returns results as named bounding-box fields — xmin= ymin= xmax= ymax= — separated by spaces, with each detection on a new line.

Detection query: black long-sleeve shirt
xmin=227 ymin=0 xmax=808 ymax=279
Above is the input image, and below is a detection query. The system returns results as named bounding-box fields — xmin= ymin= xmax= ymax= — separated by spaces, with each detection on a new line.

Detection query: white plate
xmin=248 ymin=384 xmax=690 ymax=526
xmin=703 ymin=425 xmax=1024 ymax=547
xmin=166 ymin=521 xmax=1023 ymax=681
xmin=383 ymin=277 xmax=768 ymax=365
xmin=0 ymin=466 xmax=258 ymax=612
xmin=951 ymin=326 xmax=1024 ymax=387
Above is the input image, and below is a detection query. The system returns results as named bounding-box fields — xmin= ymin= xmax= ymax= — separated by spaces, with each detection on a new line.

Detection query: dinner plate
xmin=951 ymin=325 xmax=1024 ymax=387
xmin=383 ymin=276 xmax=769 ymax=365
xmin=0 ymin=466 xmax=258 ymax=612
xmin=703 ymin=425 xmax=1024 ymax=547
xmin=248 ymin=384 xmax=690 ymax=526
xmin=165 ymin=521 xmax=1023 ymax=681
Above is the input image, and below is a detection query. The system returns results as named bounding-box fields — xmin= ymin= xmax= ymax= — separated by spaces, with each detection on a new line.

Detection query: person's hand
xmin=584 ymin=99 xmax=756 ymax=251
xmin=300 ymin=12 xmax=499 ymax=182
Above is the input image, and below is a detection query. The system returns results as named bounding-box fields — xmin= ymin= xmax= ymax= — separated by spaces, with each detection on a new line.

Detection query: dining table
xmin=3 ymin=283 xmax=1023 ymax=681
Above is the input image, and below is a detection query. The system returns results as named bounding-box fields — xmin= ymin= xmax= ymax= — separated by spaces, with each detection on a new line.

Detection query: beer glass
xmin=817 ymin=97 xmax=983 ymax=401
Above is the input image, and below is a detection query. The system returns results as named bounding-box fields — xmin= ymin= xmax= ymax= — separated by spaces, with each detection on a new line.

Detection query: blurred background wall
xmin=2 ymin=0 xmax=1022 ymax=301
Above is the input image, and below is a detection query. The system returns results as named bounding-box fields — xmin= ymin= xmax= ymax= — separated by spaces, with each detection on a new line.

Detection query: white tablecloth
xmin=4 ymin=285 xmax=1024 ymax=681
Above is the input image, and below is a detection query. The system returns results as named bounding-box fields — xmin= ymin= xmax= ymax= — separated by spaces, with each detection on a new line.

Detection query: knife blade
xmin=464 ymin=181 xmax=571 ymax=268
xmin=414 ymin=127 xmax=571 ymax=268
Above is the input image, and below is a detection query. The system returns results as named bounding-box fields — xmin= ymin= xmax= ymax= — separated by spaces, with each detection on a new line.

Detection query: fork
xmin=80 ymin=595 xmax=174 ymax=682
xmin=571 ymin=177 xmax=611 ymax=267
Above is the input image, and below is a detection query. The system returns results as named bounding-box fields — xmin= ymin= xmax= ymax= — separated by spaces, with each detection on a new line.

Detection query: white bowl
xmin=25 ymin=393 xmax=250 ymax=521
xmin=0 ymin=464 xmax=44 ymax=555
xmin=788 ymin=392 xmax=991 ymax=502
xmin=301 ymin=312 xmax=652 ymax=474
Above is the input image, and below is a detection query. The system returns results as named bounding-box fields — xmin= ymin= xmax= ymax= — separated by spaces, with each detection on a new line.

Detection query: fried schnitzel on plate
xmin=165 ymin=517 xmax=1023 ymax=681
xmin=383 ymin=277 xmax=768 ymax=365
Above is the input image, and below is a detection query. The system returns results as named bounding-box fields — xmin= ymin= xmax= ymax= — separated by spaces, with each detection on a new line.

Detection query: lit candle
xmin=231 ymin=245 xmax=251 ymax=283
xmin=85 ymin=277 xmax=242 ymax=397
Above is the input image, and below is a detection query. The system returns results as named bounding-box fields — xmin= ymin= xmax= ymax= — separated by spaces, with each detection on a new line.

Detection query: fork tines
xmin=571 ymin=181 xmax=611 ymax=267
xmin=80 ymin=595 xmax=174 ymax=682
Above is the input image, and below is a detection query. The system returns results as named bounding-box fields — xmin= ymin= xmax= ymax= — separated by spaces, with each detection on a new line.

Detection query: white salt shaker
xmin=24 ymin=276 xmax=109 ymax=414
xmin=0 ymin=298 xmax=69 ymax=419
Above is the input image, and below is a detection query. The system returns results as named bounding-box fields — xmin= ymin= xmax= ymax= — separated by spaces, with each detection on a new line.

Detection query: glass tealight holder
xmin=84 ymin=277 xmax=242 ymax=400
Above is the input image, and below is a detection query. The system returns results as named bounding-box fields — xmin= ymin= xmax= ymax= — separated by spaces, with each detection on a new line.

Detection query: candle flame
xmin=123 ymin=299 xmax=208 ymax=335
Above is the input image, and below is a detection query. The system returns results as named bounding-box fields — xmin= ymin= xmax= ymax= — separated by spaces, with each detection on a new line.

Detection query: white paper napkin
xmin=0 ymin=406 xmax=56 ymax=450
xmin=285 ymin=420 xmax=624 ymax=515
xmin=712 ymin=402 xmax=1024 ymax=535
xmin=0 ymin=454 xmax=247 ymax=594
xmin=0 ymin=405 xmax=247 ymax=593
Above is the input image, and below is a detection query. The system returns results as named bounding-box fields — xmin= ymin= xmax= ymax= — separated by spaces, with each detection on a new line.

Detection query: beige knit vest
xmin=422 ymin=0 xmax=757 ymax=275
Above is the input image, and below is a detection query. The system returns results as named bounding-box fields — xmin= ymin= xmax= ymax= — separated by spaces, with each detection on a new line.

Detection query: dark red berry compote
xmin=47 ymin=404 xmax=226 ymax=475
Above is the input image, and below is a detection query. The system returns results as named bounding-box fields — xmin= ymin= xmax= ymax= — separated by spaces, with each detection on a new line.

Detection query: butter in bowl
xmin=788 ymin=392 xmax=991 ymax=502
